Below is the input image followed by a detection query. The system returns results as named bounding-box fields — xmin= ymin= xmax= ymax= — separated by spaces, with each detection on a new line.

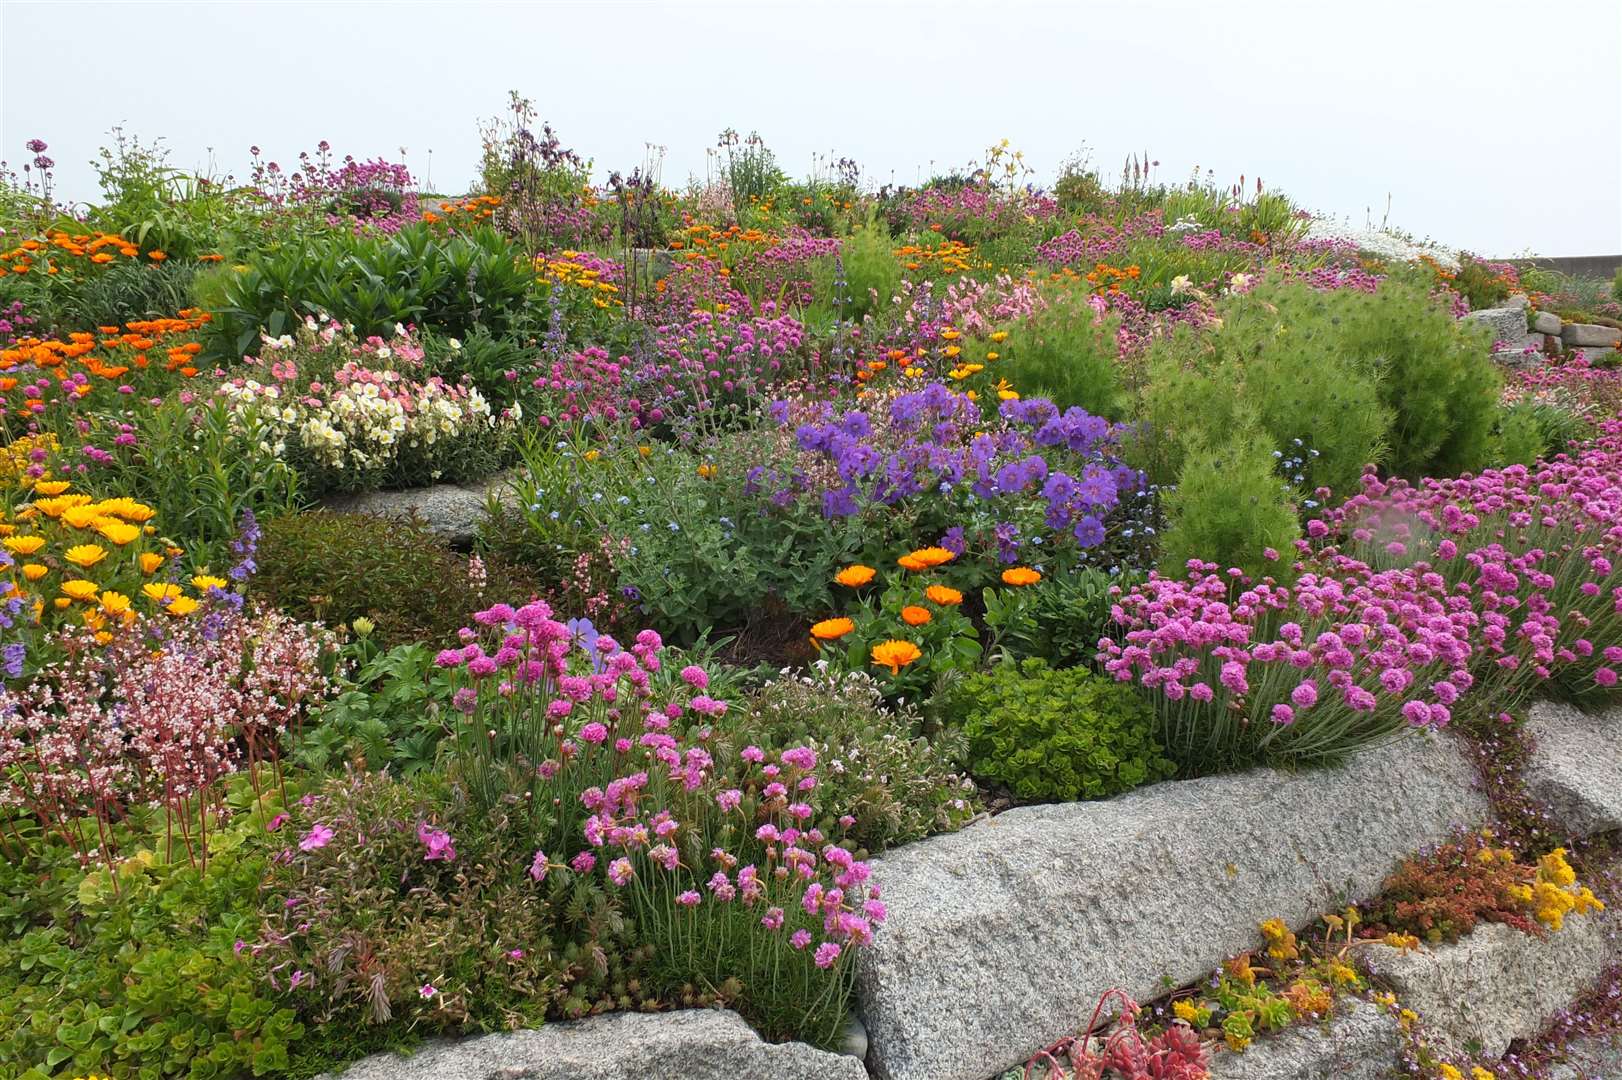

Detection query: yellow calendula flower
xmin=96 ymin=520 xmax=141 ymax=546
xmin=696 ymin=464 xmax=717 ymax=479
xmin=162 ymin=595 xmax=200 ymax=617
xmin=4 ymin=535 xmax=45 ymax=556
xmin=32 ymin=494 xmax=92 ymax=518
xmin=61 ymin=579 xmax=99 ymax=601
xmin=62 ymin=506 xmax=109 ymax=530
xmin=97 ymin=497 xmax=157 ymax=523
xmin=583 ymin=449 xmax=601 ymax=462
xmin=100 ymin=590 xmax=132 ymax=616
xmin=989 ymin=330 xmax=1009 ymax=343
xmin=1438 ymin=1066 xmax=1464 ymax=1080
xmin=191 ymin=575 xmax=228 ymax=592
xmin=31 ymin=480 xmax=72 ymax=496
xmin=138 ymin=553 xmax=165 ymax=575
xmin=142 ymin=583 xmax=183 ymax=604
xmin=21 ymin=563 xmax=47 ymax=582
xmin=63 ymin=544 xmax=108 ymax=569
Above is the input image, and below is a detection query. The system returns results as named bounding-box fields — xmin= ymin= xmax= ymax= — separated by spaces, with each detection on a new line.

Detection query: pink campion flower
xmin=676 ymin=890 xmax=702 ymax=907
xmin=761 ymin=906 xmax=785 ymax=930
xmin=579 ymin=722 xmax=608 ymax=744
xmin=608 ymin=857 xmax=634 ymax=886
xmin=1596 ymin=667 xmax=1618 ymax=687
xmin=790 ymin=930 xmax=813 ymax=950
xmin=1291 ymin=681 xmax=1318 ymax=708
xmin=1270 ymin=704 xmax=1294 ymax=725
xmin=508 ymin=949 xmax=524 ymax=959
xmin=741 ymin=745 xmax=765 ymax=764
xmin=529 ymin=849 xmax=549 ymax=882
xmin=570 ymin=851 xmax=596 ymax=874
xmin=814 ymin=942 xmax=842 ymax=969
xmin=679 ymin=664 xmax=709 ymax=690
xmin=418 ymin=822 xmax=456 ymax=862
xmin=298 ymin=824 xmax=334 ymax=852
xmin=717 ymin=788 xmax=743 ymax=812
xmin=267 ymin=813 xmax=289 ymax=832
xmin=419 ymin=983 xmax=436 ymax=999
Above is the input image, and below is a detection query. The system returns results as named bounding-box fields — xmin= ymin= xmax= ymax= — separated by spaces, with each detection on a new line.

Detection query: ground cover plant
xmin=4 ymin=107 xmax=1622 ymax=1080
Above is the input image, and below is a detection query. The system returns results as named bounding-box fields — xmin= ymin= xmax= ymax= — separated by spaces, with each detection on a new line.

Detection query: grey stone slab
xmin=1363 ymin=905 xmax=1622 ymax=1062
xmin=1564 ymin=324 xmax=1622 ymax=348
xmin=321 ymin=469 xmax=518 ymax=546
xmin=1207 ymin=1000 xmax=1402 ymax=1080
xmin=1524 ymin=701 xmax=1622 ymax=839
xmin=1550 ymin=1031 xmax=1622 ymax=1080
xmin=320 ymin=1009 xmax=867 ymax=1080
xmin=1463 ymin=307 xmax=1532 ymax=348
xmin=1533 ymin=311 xmax=1564 ymax=336
xmin=856 ymin=733 xmax=1488 ymax=1080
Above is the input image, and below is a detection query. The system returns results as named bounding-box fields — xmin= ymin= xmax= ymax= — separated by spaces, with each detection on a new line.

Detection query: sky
xmin=3 ymin=0 xmax=1620 ymax=256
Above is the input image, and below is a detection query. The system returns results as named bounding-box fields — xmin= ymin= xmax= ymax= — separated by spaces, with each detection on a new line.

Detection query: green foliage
xmin=52 ymin=259 xmax=198 ymax=330
xmin=505 ymin=429 xmax=875 ymax=645
xmin=982 ymin=567 xmax=1143 ymax=667
xmin=87 ymin=394 xmax=301 ymax=561
xmin=254 ymin=511 xmax=539 ymax=648
xmin=1158 ymin=429 xmax=1301 ymax=582
xmin=943 ymin=658 xmax=1174 ymax=802
xmin=718 ymin=128 xmax=785 ymax=208
xmin=1053 ymin=160 xmax=1108 ymax=216
xmin=1338 ymin=280 xmax=1503 ymax=478
xmin=259 ymin=771 xmax=644 ymax=1038
xmin=204 ymin=224 xmax=531 ymax=363
xmin=1139 ymin=283 xmax=1392 ymax=497
xmin=998 ymin=288 xmax=1126 ymax=419
xmin=809 ymin=216 xmax=902 ymax=329
xmin=296 ymin=641 xmax=457 ymax=776
xmin=0 ymin=815 xmax=304 ymax=1080
xmin=1614 ymin=266 xmax=1622 ymax=303
xmin=1140 ymin=278 xmax=1501 ymax=493
xmin=1448 ymin=256 xmax=1515 ymax=311
xmin=715 ymin=669 xmax=978 ymax=855
xmin=1490 ymin=400 xmax=1586 ymax=466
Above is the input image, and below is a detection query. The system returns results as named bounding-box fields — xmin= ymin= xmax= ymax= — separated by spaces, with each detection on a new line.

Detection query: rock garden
xmin=2 ymin=104 xmax=1622 ymax=1080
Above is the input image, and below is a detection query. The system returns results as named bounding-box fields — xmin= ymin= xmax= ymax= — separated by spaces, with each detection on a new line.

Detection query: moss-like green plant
xmin=999 ymin=288 xmax=1126 ymax=420
xmin=1157 ymin=428 xmax=1301 ymax=583
xmin=943 ymin=658 xmax=1174 ymax=802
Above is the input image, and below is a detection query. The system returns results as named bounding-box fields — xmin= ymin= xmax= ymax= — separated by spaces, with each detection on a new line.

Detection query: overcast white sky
xmin=3 ymin=0 xmax=1619 ymax=255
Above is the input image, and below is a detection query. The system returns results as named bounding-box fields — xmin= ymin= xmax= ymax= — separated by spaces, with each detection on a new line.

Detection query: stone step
xmin=317 ymin=1008 xmax=866 ymax=1080
xmin=319 ymin=469 xmax=519 ymax=547
xmin=1207 ymin=1000 xmax=1402 ymax=1080
xmin=1363 ymin=900 xmax=1622 ymax=1062
xmin=1524 ymin=702 xmax=1622 ymax=840
xmin=855 ymin=732 xmax=1488 ymax=1080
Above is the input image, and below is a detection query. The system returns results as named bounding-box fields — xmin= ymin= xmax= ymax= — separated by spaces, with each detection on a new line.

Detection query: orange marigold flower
xmin=147 ymin=250 xmax=167 ymax=261
xmin=898 ymin=546 xmax=955 ymax=572
xmin=810 ymin=617 xmax=856 ymax=641
xmin=834 ymin=564 xmax=876 ymax=587
xmin=870 ymin=639 xmax=923 ymax=674
xmin=900 ymin=605 xmax=932 ymax=626
xmin=925 ymin=585 xmax=964 ymax=606
xmin=1001 ymin=567 xmax=1042 ymax=586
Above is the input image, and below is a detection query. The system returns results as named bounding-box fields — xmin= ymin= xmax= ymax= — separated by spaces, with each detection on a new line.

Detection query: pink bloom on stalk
xmin=1190 ymin=682 xmax=1214 ymax=702
xmin=299 ymin=824 xmax=334 ymax=851
xmin=838 ymin=814 xmax=856 ymax=829
xmin=418 ymin=822 xmax=456 ymax=862
xmin=814 ymin=942 xmax=842 ymax=969
xmin=1270 ymin=704 xmax=1294 ymax=725
xmin=508 ymin=949 xmax=524 ymax=959
xmin=608 ymin=857 xmax=634 ymax=886
xmin=761 ymin=907 xmax=785 ymax=930
xmin=790 ymin=930 xmax=813 ymax=950
xmin=267 ymin=813 xmax=289 ymax=832
xmin=1401 ymin=700 xmax=1432 ymax=725
xmin=529 ymin=849 xmax=549 ymax=882
xmin=1290 ymin=681 xmax=1318 ymax=708
xmin=570 ymin=851 xmax=596 ymax=874
xmin=741 ymin=745 xmax=765 ymax=764
xmin=579 ymin=722 xmax=608 ymax=744
xmin=679 ymin=664 xmax=709 ymax=690
xmin=717 ymin=788 xmax=743 ymax=812
xmin=419 ymin=983 xmax=436 ymax=999
xmin=1596 ymin=667 xmax=1619 ymax=687
xmin=676 ymin=890 xmax=702 ymax=907
xmin=689 ymin=695 xmax=726 ymax=717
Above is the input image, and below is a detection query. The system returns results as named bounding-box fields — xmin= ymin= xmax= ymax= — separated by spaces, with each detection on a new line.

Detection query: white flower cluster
xmin=219 ymin=375 xmax=499 ymax=476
